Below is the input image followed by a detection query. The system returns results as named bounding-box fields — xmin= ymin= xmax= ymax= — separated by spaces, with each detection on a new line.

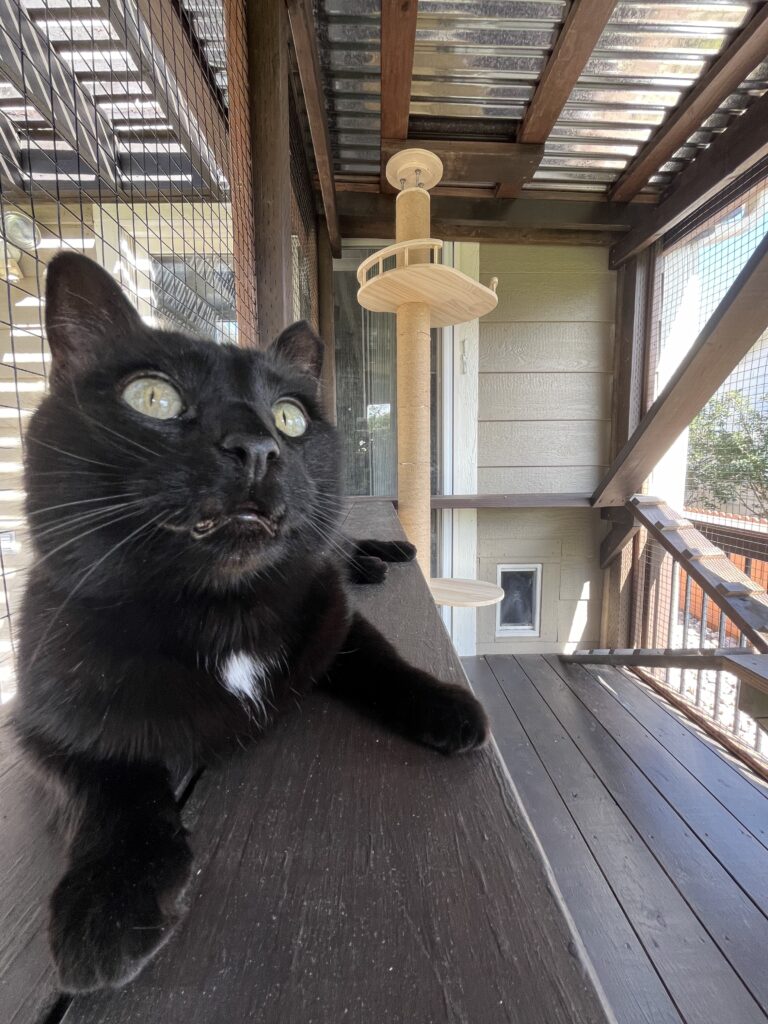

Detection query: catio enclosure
xmin=2 ymin=0 xmax=768 ymax=1022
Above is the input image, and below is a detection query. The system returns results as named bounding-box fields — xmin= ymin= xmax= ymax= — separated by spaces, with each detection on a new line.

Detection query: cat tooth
xmin=193 ymin=518 xmax=218 ymax=537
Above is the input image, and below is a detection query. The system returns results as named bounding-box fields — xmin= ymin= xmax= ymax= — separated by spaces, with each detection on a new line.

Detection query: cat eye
xmin=122 ymin=376 xmax=184 ymax=420
xmin=272 ymin=399 xmax=308 ymax=437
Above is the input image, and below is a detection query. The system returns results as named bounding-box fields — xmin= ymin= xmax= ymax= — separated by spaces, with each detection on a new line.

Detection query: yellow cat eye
xmin=122 ymin=376 xmax=183 ymax=420
xmin=272 ymin=399 xmax=308 ymax=437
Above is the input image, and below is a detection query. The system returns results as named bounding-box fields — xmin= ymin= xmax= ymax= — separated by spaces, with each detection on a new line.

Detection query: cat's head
xmin=24 ymin=253 xmax=341 ymax=595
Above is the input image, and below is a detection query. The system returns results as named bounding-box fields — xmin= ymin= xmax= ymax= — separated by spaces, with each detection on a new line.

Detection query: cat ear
xmin=45 ymin=252 xmax=145 ymax=381
xmin=269 ymin=321 xmax=324 ymax=381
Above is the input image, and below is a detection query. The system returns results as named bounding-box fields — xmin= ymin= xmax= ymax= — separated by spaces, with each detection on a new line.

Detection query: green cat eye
xmin=272 ymin=399 xmax=307 ymax=437
xmin=122 ymin=376 xmax=183 ymax=420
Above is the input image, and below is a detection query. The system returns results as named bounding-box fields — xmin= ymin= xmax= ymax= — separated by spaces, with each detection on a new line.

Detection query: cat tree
xmin=357 ymin=148 xmax=503 ymax=608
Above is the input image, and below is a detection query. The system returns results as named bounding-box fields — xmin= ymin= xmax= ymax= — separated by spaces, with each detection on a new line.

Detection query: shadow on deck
xmin=465 ymin=654 xmax=768 ymax=1024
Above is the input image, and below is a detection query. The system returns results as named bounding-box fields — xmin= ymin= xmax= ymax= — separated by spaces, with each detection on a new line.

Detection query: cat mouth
xmin=191 ymin=503 xmax=285 ymax=540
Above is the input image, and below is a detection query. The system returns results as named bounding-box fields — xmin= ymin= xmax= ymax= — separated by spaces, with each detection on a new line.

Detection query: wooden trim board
xmin=286 ymin=0 xmax=341 ymax=256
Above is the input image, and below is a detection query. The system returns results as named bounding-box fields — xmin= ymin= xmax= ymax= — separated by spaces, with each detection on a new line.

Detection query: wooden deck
xmin=464 ymin=654 xmax=768 ymax=1024
xmin=1 ymin=502 xmax=607 ymax=1024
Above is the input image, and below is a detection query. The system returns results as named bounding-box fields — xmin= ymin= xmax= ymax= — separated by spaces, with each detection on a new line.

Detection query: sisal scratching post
xmin=396 ymin=300 xmax=431 ymax=574
xmin=356 ymin=148 xmax=504 ymax=608
xmin=394 ymin=183 xmax=432 ymax=573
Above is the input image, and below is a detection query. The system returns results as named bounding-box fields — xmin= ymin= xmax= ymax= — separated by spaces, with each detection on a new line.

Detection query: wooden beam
xmin=248 ymin=0 xmax=292 ymax=345
xmin=564 ymin=648 xmax=768 ymax=698
xmin=600 ymin=507 xmax=639 ymax=568
xmin=333 ymin=177 xmax=659 ymax=204
xmin=519 ymin=0 xmax=619 ymax=145
xmin=611 ymin=91 xmax=768 ymax=268
xmin=380 ymin=0 xmax=418 ymax=141
xmin=610 ymin=251 xmax=650 ymax=455
xmin=286 ymin=0 xmax=341 ymax=257
xmin=566 ymin=647 xmax=740 ymax=665
xmin=223 ymin=0 xmax=258 ymax=347
xmin=593 ymin=231 xmax=768 ymax=506
xmin=610 ymin=3 xmax=768 ymax=202
xmin=381 ymin=138 xmax=543 ymax=191
xmin=565 ymin=648 xmax=768 ymax=696
xmin=317 ymin=220 xmax=337 ymax=422
xmin=349 ymin=494 xmax=594 ymax=508
xmin=338 ymin=191 xmax=642 ymax=243
xmin=340 ymin=222 xmax=620 ymax=246
xmin=430 ymin=493 xmax=593 ymax=509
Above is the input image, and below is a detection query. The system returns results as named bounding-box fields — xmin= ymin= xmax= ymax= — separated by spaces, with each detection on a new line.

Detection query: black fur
xmin=15 ymin=253 xmax=488 ymax=992
xmin=345 ymin=539 xmax=416 ymax=583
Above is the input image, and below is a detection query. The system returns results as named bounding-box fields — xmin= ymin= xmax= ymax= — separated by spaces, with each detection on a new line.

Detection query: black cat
xmin=15 ymin=253 xmax=488 ymax=993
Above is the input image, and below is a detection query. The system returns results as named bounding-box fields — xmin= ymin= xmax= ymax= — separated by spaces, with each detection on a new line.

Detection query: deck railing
xmin=572 ymin=497 xmax=768 ymax=771
xmin=635 ymin=533 xmax=768 ymax=765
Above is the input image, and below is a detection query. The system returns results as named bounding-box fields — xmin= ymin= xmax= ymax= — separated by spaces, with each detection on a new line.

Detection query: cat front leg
xmin=350 ymin=538 xmax=417 ymax=563
xmin=28 ymin=742 xmax=192 ymax=992
xmin=346 ymin=539 xmax=417 ymax=585
xmin=321 ymin=613 xmax=488 ymax=754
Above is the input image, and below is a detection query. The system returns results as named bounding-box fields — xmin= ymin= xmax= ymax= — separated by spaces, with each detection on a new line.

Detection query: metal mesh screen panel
xmin=645 ymin=169 xmax=768 ymax=561
xmin=0 ymin=0 xmax=245 ymax=699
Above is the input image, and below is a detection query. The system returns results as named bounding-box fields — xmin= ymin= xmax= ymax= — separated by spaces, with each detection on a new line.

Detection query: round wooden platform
xmin=429 ymin=578 xmax=504 ymax=607
xmin=358 ymin=263 xmax=498 ymax=327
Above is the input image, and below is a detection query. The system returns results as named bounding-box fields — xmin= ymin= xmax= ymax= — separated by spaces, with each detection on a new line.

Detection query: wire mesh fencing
xmin=646 ymin=165 xmax=768 ymax=564
xmin=0 ymin=0 xmax=259 ymax=700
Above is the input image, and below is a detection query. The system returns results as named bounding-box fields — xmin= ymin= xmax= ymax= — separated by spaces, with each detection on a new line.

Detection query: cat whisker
xmin=28 ymin=509 xmax=168 ymax=668
xmin=27 ymin=493 xmax=141 ymax=517
xmin=29 ymin=501 xmax=148 ymax=541
xmin=30 ymin=505 xmax=152 ymax=567
xmin=69 ymin=387 xmax=169 ymax=460
xmin=25 ymin=437 xmax=121 ymax=470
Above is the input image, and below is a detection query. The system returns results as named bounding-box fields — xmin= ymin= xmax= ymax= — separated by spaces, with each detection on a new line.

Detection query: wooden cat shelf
xmin=356 ymin=147 xmax=503 ymax=610
xmin=357 ymin=239 xmax=498 ymax=327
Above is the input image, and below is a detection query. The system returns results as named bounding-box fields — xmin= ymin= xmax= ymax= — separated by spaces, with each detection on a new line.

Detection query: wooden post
xmin=317 ymin=220 xmax=337 ymax=423
xmin=223 ymin=0 xmax=258 ymax=346
xmin=248 ymin=0 xmax=291 ymax=347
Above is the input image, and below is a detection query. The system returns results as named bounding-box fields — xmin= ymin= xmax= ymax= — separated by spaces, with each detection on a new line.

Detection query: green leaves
xmin=686 ymin=390 xmax=768 ymax=518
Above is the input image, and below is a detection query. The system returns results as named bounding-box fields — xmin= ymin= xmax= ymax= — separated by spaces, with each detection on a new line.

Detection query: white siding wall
xmin=476 ymin=244 xmax=616 ymax=655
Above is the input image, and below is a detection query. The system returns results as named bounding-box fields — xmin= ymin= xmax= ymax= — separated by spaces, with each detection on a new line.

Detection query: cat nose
xmin=219 ymin=433 xmax=279 ymax=482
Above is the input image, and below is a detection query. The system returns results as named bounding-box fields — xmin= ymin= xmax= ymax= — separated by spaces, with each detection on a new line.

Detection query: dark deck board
xmin=464 ymin=656 xmax=684 ymax=1024
xmin=544 ymin=657 xmax=768 ymax=918
xmin=485 ymin=654 xmax=766 ymax=1024
xmin=0 ymin=716 xmax=61 ymax=1024
xmin=528 ymin=655 xmax=768 ymax=1014
xmin=56 ymin=503 xmax=607 ymax=1024
xmin=573 ymin=658 xmax=768 ymax=844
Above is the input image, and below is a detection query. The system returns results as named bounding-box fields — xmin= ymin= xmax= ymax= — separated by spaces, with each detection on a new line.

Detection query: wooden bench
xmin=1 ymin=501 xmax=607 ymax=1024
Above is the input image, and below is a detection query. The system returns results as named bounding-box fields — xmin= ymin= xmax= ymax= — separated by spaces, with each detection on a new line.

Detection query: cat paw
xmin=380 ymin=540 xmax=416 ymax=563
xmin=417 ymin=685 xmax=489 ymax=755
xmin=350 ymin=555 xmax=389 ymax=584
xmin=49 ymin=833 xmax=192 ymax=992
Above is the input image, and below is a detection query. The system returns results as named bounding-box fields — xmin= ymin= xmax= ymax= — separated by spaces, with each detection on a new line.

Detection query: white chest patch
xmin=220 ymin=651 xmax=274 ymax=719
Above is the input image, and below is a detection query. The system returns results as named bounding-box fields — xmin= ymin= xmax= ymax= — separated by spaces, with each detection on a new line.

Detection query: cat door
xmin=496 ymin=564 xmax=542 ymax=638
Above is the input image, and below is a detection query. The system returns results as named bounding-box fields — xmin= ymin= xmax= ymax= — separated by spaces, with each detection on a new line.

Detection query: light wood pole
xmin=357 ymin=148 xmax=503 ymax=606
xmin=394 ymin=177 xmax=432 ymax=575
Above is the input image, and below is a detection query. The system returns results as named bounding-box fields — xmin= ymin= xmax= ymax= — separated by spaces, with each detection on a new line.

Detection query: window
xmin=496 ymin=564 xmax=542 ymax=638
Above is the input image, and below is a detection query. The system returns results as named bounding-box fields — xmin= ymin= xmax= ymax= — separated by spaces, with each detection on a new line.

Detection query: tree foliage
xmin=686 ymin=390 xmax=768 ymax=518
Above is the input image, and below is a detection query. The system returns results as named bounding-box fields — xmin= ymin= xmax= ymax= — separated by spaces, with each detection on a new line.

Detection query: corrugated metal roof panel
xmin=318 ymin=0 xmax=768 ymax=191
